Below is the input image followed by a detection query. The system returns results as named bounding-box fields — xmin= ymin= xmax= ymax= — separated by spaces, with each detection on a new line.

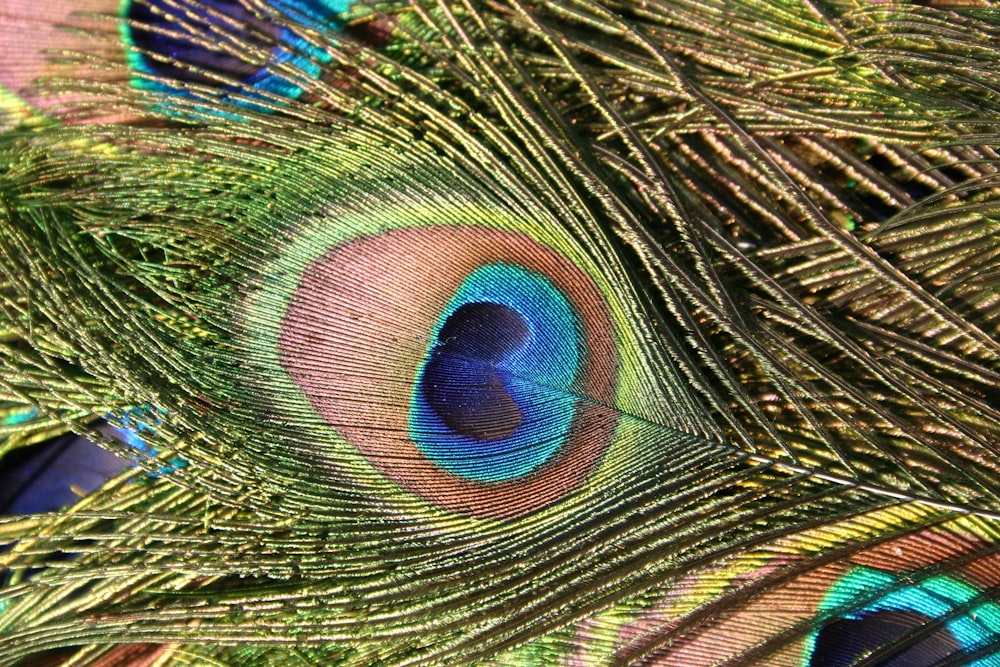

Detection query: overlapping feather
xmin=1 ymin=0 xmax=999 ymax=665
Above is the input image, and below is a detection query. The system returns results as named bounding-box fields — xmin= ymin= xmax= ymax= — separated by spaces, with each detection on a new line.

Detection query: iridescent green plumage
xmin=1 ymin=1 xmax=1000 ymax=665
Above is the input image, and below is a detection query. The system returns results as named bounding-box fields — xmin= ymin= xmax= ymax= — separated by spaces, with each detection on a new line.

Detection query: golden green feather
xmin=1 ymin=0 xmax=1000 ymax=665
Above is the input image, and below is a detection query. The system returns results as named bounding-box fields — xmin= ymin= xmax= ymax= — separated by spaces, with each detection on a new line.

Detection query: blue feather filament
xmin=2 ymin=407 xmax=38 ymax=426
xmin=410 ymin=263 xmax=582 ymax=482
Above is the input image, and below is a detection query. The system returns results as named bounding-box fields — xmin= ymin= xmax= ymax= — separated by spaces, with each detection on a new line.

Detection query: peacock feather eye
xmin=0 ymin=0 xmax=355 ymax=120
xmin=213 ymin=127 xmax=675 ymax=522
xmin=0 ymin=433 xmax=129 ymax=515
xmin=592 ymin=510 xmax=1000 ymax=666
xmin=410 ymin=263 xmax=586 ymax=481
xmin=120 ymin=0 xmax=348 ymax=102
xmin=0 ymin=408 xmax=174 ymax=518
xmin=809 ymin=568 xmax=1000 ymax=667
xmin=274 ymin=222 xmax=623 ymax=518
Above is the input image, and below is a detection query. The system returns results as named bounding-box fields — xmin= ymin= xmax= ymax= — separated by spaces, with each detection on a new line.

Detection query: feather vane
xmin=1 ymin=0 xmax=1000 ymax=665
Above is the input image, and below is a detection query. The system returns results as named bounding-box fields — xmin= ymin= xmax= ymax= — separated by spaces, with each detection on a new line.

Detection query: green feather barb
xmin=1 ymin=0 xmax=1000 ymax=664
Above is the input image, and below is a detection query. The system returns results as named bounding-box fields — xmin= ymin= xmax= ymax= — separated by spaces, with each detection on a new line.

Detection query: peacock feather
xmin=1 ymin=0 xmax=999 ymax=664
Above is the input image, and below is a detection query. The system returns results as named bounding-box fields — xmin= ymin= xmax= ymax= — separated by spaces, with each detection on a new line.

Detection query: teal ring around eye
xmin=408 ymin=263 xmax=584 ymax=482
xmin=118 ymin=0 xmax=349 ymax=110
xmin=807 ymin=566 xmax=1000 ymax=665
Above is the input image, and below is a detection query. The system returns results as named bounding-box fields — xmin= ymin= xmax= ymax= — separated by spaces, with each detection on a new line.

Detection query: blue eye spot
xmin=808 ymin=567 xmax=1000 ymax=667
xmin=119 ymin=0 xmax=347 ymax=104
xmin=421 ymin=302 xmax=531 ymax=442
xmin=409 ymin=263 xmax=584 ymax=483
xmin=811 ymin=610 xmax=961 ymax=667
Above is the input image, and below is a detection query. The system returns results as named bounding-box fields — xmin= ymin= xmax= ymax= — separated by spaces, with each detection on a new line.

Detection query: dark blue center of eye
xmin=421 ymin=302 xmax=530 ymax=442
xmin=0 ymin=434 xmax=129 ymax=515
xmin=124 ymin=0 xmax=283 ymax=85
xmin=810 ymin=610 xmax=962 ymax=667
xmin=409 ymin=262 xmax=581 ymax=483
